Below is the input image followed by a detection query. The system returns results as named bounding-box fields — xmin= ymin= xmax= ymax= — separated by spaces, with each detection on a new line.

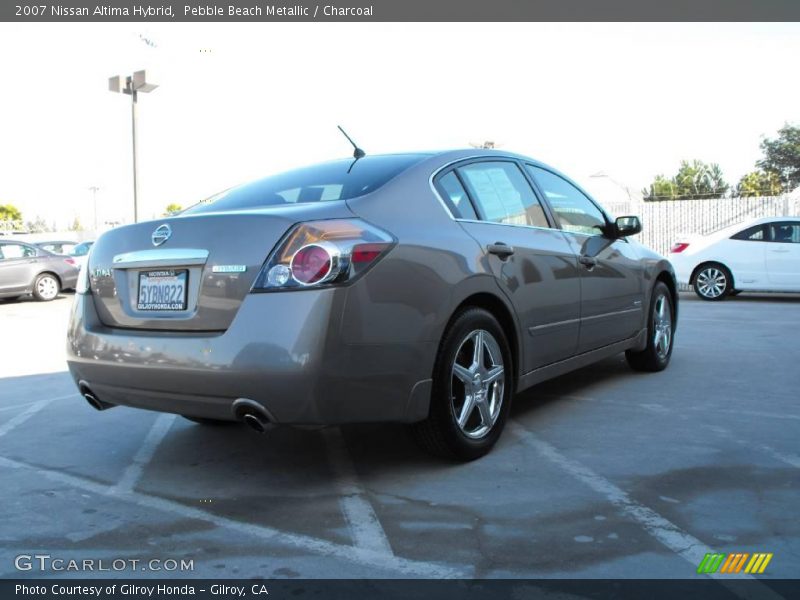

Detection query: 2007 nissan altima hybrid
xmin=67 ymin=149 xmax=677 ymax=460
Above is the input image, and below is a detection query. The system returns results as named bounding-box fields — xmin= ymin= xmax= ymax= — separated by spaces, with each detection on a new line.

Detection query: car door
xmin=723 ymin=223 xmax=770 ymax=289
xmin=435 ymin=159 xmax=581 ymax=372
xmin=0 ymin=242 xmax=38 ymax=294
xmin=765 ymin=221 xmax=800 ymax=289
xmin=526 ymin=165 xmax=645 ymax=353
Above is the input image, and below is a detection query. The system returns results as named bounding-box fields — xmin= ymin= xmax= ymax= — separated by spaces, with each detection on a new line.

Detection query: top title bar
xmin=4 ymin=0 xmax=800 ymax=22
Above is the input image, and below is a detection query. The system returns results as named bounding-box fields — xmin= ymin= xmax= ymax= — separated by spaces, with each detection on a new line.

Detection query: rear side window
xmin=185 ymin=154 xmax=427 ymax=214
xmin=769 ymin=222 xmax=800 ymax=243
xmin=731 ymin=225 xmax=766 ymax=241
xmin=0 ymin=243 xmax=36 ymax=259
xmin=527 ymin=165 xmax=607 ymax=236
xmin=437 ymin=171 xmax=478 ymax=219
xmin=457 ymin=161 xmax=549 ymax=228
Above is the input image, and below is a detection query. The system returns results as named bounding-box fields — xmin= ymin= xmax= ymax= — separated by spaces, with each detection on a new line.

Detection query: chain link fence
xmin=603 ymin=195 xmax=800 ymax=256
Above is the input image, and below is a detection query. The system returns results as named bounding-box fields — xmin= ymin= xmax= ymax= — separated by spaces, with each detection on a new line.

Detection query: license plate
xmin=137 ymin=270 xmax=188 ymax=311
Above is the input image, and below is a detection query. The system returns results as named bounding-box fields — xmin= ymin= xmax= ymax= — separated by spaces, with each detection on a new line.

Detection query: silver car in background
xmin=0 ymin=240 xmax=80 ymax=301
xmin=67 ymin=150 xmax=677 ymax=460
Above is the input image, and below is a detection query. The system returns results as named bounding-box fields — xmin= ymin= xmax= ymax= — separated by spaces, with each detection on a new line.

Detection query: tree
xmin=164 ymin=203 xmax=183 ymax=216
xmin=643 ymin=160 xmax=729 ymax=201
xmin=756 ymin=124 xmax=800 ymax=191
xmin=25 ymin=216 xmax=53 ymax=233
xmin=68 ymin=217 xmax=84 ymax=232
xmin=0 ymin=204 xmax=22 ymax=222
xmin=736 ymin=170 xmax=783 ymax=197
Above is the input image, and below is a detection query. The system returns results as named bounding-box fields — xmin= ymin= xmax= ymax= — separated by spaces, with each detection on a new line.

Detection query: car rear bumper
xmin=66 ymin=290 xmax=434 ymax=425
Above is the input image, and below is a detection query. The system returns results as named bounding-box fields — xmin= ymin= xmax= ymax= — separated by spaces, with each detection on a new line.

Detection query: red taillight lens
xmin=253 ymin=219 xmax=395 ymax=291
xmin=64 ymin=257 xmax=76 ymax=265
xmin=670 ymin=242 xmax=690 ymax=253
xmin=291 ymin=244 xmax=333 ymax=285
xmin=351 ymin=243 xmax=390 ymax=264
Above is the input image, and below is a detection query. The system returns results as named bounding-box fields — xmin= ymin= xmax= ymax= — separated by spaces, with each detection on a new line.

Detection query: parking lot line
xmin=110 ymin=413 xmax=177 ymax=494
xmin=507 ymin=421 xmax=783 ymax=599
xmin=323 ymin=427 xmax=394 ymax=557
xmin=0 ymin=392 xmax=78 ymax=415
xmin=0 ymin=455 xmax=466 ymax=578
xmin=0 ymin=398 xmax=55 ymax=438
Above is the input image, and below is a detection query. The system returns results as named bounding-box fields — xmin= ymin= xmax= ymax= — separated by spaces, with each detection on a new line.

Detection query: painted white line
xmin=0 ymin=455 xmax=465 ymax=578
xmin=111 ymin=413 xmax=177 ymax=494
xmin=0 ymin=399 xmax=53 ymax=438
xmin=706 ymin=425 xmax=800 ymax=469
xmin=323 ymin=427 xmax=394 ymax=557
xmin=507 ymin=421 xmax=784 ymax=598
xmin=0 ymin=393 xmax=79 ymax=414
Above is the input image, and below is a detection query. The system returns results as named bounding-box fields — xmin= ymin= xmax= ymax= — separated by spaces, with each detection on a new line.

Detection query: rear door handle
xmin=579 ymin=255 xmax=598 ymax=268
xmin=487 ymin=243 xmax=515 ymax=259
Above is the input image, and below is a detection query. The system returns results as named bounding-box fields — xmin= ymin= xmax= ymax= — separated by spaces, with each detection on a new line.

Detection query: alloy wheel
xmin=450 ymin=329 xmax=505 ymax=439
xmin=37 ymin=276 xmax=59 ymax=300
xmin=653 ymin=294 xmax=672 ymax=359
xmin=695 ymin=267 xmax=727 ymax=299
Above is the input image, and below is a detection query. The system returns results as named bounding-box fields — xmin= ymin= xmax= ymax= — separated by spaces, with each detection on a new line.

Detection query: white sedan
xmin=669 ymin=216 xmax=800 ymax=300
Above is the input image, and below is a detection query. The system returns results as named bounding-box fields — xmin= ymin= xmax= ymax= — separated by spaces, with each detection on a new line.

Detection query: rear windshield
xmin=184 ymin=154 xmax=427 ymax=214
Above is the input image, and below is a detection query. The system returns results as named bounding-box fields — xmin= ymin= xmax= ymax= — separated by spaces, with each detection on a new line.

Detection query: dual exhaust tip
xmin=78 ymin=384 xmax=273 ymax=433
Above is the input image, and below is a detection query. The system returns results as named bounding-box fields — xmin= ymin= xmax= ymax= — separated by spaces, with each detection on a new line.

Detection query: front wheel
xmin=693 ymin=263 xmax=732 ymax=301
xmin=410 ymin=307 xmax=513 ymax=461
xmin=626 ymin=281 xmax=675 ymax=372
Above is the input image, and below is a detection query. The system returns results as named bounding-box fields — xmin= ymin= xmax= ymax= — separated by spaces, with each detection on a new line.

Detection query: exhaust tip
xmin=78 ymin=382 xmax=114 ymax=411
xmin=231 ymin=398 xmax=275 ymax=433
xmin=243 ymin=413 xmax=268 ymax=433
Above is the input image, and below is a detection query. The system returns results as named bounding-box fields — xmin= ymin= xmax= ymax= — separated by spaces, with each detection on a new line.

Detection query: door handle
xmin=579 ymin=255 xmax=598 ymax=268
xmin=487 ymin=243 xmax=515 ymax=259
xmin=770 ymin=248 xmax=790 ymax=253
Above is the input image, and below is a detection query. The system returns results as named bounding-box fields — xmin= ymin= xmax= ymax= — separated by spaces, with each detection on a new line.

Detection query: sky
xmin=1 ymin=22 xmax=799 ymax=231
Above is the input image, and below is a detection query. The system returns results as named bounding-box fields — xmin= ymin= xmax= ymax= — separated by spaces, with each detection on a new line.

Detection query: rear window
xmin=184 ymin=154 xmax=427 ymax=215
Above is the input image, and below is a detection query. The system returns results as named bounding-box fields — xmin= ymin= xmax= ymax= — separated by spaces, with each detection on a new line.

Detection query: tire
xmin=729 ymin=290 xmax=742 ymax=297
xmin=182 ymin=415 xmax=233 ymax=426
xmin=692 ymin=263 xmax=732 ymax=301
xmin=410 ymin=307 xmax=513 ymax=461
xmin=32 ymin=273 xmax=60 ymax=302
xmin=626 ymin=281 xmax=675 ymax=372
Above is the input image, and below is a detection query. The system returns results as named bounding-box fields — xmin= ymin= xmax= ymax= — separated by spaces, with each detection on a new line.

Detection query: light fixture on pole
xmin=108 ymin=70 xmax=158 ymax=223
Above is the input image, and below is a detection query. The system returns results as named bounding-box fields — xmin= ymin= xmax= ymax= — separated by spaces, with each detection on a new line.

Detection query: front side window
xmin=437 ymin=171 xmax=477 ymax=220
xmin=457 ymin=161 xmax=549 ymax=228
xmin=184 ymin=154 xmax=427 ymax=215
xmin=527 ymin=165 xmax=607 ymax=236
xmin=769 ymin=222 xmax=800 ymax=243
xmin=731 ymin=225 xmax=766 ymax=241
xmin=0 ymin=243 xmax=36 ymax=259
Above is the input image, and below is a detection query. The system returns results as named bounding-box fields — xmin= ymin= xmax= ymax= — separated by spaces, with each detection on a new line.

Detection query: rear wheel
xmin=626 ymin=281 xmax=675 ymax=372
xmin=410 ymin=307 xmax=512 ymax=461
xmin=32 ymin=273 xmax=60 ymax=301
xmin=693 ymin=263 xmax=732 ymax=301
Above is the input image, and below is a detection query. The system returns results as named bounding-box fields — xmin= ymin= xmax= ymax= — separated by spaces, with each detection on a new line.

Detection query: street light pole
xmin=88 ymin=186 xmax=100 ymax=232
xmin=108 ymin=70 xmax=157 ymax=223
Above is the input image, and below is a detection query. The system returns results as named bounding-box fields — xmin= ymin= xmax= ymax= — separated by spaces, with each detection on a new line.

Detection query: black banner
xmin=4 ymin=0 xmax=800 ymax=22
xmin=4 ymin=579 xmax=800 ymax=600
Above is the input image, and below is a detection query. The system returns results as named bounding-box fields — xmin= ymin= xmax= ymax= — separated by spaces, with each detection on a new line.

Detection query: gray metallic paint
xmin=66 ymin=149 xmax=677 ymax=425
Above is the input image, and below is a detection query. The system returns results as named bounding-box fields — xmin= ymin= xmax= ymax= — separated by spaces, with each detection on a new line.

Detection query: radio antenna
xmin=337 ymin=125 xmax=366 ymax=159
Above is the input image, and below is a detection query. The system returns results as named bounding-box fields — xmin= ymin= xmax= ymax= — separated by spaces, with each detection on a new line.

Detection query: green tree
xmin=756 ymin=124 xmax=800 ymax=191
xmin=68 ymin=217 xmax=84 ymax=232
xmin=0 ymin=203 xmax=23 ymax=222
xmin=164 ymin=203 xmax=183 ymax=216
xmin=643 ymin=160 xmax=729 ymax=201
xmin=25 ymin=215 xmax=52 ymax=233
xmin=736 ymin=170 xmax=783 ymax=197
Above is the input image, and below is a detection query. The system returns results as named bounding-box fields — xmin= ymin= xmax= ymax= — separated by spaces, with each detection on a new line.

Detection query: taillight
xmin=64 ymin=257 xmax=76 ymax=265
xmin=253 ymin=219 xmax=394 ymax=291
xmin=670 ymin=242 xmax=690 ymax=253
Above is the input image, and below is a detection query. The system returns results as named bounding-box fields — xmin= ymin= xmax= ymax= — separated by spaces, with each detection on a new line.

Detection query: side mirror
xmin=614 ymin=215 xmax=642 ymax=238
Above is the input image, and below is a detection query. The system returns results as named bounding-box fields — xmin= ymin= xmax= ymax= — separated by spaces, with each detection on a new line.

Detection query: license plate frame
xmin=136 ymin=269 xmax=189 ymax=312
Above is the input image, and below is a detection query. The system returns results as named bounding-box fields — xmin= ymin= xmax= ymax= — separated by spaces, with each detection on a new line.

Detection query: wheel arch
xmin=35 ymin=270 xmax=62 ymax=288
xmin=690 ymin=260 xmax=735 ymax=289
